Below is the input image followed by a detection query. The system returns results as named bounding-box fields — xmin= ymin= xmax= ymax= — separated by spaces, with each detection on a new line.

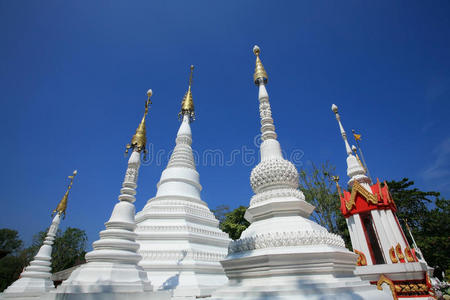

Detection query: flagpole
xmin=352 ymin=129 xmax=372 ymax=183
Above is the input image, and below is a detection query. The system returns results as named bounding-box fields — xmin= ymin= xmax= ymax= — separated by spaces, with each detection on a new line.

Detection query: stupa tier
xmin=50 ymin=91 xmax=169 ymax=300
xmin=211 ymin=46 xmax=392 ymax=300
xmin=1 ymin=171 xmax=77 ymax=300
xmin=135 ymin=66 xmax=230 ymax=299
xmin=332 ymin=104 xmax=434 ymax=299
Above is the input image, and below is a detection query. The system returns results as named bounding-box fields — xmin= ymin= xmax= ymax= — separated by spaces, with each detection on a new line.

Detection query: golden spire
xmin=53 ymin=170 xmax=77 ymax=219
xmin=180 ymin=65 xmax=195 ymax=121
xmin=253 ymin=45 xmax=268 ymax=85
xmin=126 ymin=89 xmax=152 ymax=155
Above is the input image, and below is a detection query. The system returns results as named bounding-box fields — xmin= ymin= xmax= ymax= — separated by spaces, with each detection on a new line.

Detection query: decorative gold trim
xmin=354 ymin=249 xmax=367 ymax=266
xmin=404 ymin=246 xmax=415 ymax=262
xmin=52 ymin=170 xmax=77 ymax=219
xmin=126 ymin=90 xmax=152 ymax=154
xmin=180 ymin=65 xmax=195 ymax=121
xmin=332 ymin=176 xmax=342 ymax=199
xmin=346 ymin=181 xmax=378 ymax=211
xmin=253 ymin=45 xmax=268 ymax=84
xmin=384 ymin=180 xmax=393 ymax=204
xmin=377 ymin=274 xmax=398 ymax=300
xmin=389 ymin=246 xmax=398 ymax=263
xmin=396 ymin=243 xmax=405 ymax=261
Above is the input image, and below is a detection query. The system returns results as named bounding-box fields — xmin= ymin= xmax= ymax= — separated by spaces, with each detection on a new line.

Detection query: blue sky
xmin=1 ymin=1 xmax=449 ymax=247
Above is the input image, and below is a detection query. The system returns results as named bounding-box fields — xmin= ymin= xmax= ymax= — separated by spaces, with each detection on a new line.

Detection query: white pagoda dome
xmin=135 ymin=66 xmax=231 ymax=299
xmin=211 ymin=46 xmax=393 ymax=300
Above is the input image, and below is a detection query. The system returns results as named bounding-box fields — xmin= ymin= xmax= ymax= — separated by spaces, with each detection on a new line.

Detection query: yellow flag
xmin=353 ymin=133 xmax=361 ymax=141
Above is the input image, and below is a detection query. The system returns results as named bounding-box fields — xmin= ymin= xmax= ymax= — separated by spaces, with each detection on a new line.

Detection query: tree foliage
xmin=28 ymin=227 xmax=87 ymax=273
xmin=0 ymin=226 xmax=87 ymax=292
xmin=0 ymin=229 xmax=23 ymax=259
xmin=386 ymin=179 xmax=449 ymax=279
xmin=299 ymin=162 xmax=351 ymax=249
xmin=385 ymin=178 xmax=440 ymax=229
xmin=214 ymin=206 xmax=250 ymax=240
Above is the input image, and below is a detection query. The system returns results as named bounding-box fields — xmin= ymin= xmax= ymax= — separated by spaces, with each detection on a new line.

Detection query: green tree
xmin=385 ymin=178 xmax=440 ymax=229
xmin=0 ymin=227 xmax=87 ymax=292
xmin=0 ymin=255 xmax=25 ymax=292
xmin=219 ymin=206 xmax=250 ymax=240
xmin=0 ymin=229 xmax=23 ymax=259
xmin=29 ymin=227 xmax=87 ymax=273
xmin=385 ymin=179 xmax=449 ymax=280
xmin=387 ymin=178 xmax=449 ymax=279
xmin=299 ymin=162 xmax=351 ymax=249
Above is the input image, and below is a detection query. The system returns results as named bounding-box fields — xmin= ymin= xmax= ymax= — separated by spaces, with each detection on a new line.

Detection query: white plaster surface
xmin=1 ymin=215 xmax=62 ymax=299
xmin=53 ymin=150 xmax=154 ymax=297
xmin=135 ymin=114 xmax=230 ymax=298
xmin=211 ymin=81 xmax=392 ymax=300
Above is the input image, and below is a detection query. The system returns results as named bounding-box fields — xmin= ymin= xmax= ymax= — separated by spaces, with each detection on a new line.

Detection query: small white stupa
xmin=331 ymin=104 xmax=434 ymax=300
xmin=211 ymin=46 xmax=393 ymax=300
xmin=135 ymin=66 xmax=231 ymax=299
xmin=53 ymin=90 xmax=169 ymax=300
xmin=1 ymin=170 xmax=77 ymax=299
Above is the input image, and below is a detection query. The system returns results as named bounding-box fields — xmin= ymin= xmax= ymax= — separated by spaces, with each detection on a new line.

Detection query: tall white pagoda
xmin=135 ymin=66 xmax=231 ymax=299
xmin=53 ymin=91 xmax=169 ymax=300
xmin=331 ymin=104 xmax=434 ymax=300
xmin=211 ymin=46 xmax=393 ymax=300
xmin=1 ymin=170 xmax=77 ymax=299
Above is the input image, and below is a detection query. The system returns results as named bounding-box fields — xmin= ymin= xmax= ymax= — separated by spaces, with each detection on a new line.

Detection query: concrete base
xmin=211 ymin=246 xmax=394 ymax=300
xmin=210 ymin=275 xmax=393 ymax=300
xmin=355 ymin=262 xmax=434 ymax=300
xmin=56 ymin=262 xmax=152 ymax=294
xmin=39 ymin=291 xmax=170 ymax=300
xmin=355 ymin=261 xmax=429 ymax=281
xmin=146 ymin=268 xmax=228 ymax=298
xmin=1 ymin=277 xmax=55 ymax=299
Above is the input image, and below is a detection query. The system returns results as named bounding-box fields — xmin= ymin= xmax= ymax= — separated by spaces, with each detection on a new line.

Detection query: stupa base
xmin=355 ymin=263 xmax=435 ymax=300
xmin=40 ymin=291 xmax=170 ymax=300
xmin=210 ymin=276 xmax=392 ymax=300
xmin=211 ymin=246 xmax=393 ymax=300
xmin=56 ymin=262 xmax=152 ymax=294
xmin=1 ymin=277 xmax=54 ymax=299
xmin=146 ymin=269 xmax=228 ymax=299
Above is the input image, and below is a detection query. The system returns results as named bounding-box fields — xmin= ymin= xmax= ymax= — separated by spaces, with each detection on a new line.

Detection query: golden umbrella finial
xmin=180 ymin=65 xmax=195 ymax=121
xmin=126 ymin=89 xmax=153 ymax=156
xmin=253 ymin=45 xmax=268 ymax=85
xmin=52 ymin=170 xmax=77 ymax=219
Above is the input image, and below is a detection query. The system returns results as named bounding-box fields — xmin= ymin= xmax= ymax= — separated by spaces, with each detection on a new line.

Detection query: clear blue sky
xmin=1 ymin=1 xmax=449 ymax=248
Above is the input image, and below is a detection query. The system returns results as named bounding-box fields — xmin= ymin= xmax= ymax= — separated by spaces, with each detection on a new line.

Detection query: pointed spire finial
xmin=332 ymin=175 xmax=342 ymax=198
xmin=180 ymin=65 xmax=195 ymax=121
xmin=126 ymin=90 xmax=152 ymax=155
xmin=52 ymin=170 xmax=77 ymax=219
xmin=253 ymin=45 xmax=268 ymax=85
xmin=331 ymin=104 xmax=352 ymax=155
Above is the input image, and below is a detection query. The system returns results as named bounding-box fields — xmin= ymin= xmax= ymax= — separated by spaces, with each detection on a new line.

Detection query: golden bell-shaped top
xmin=180 ymin=65 xmax=195 ymax=121
xmin=53 ymin=170 xmax=77 ymax=219
xmin=253 ymin=45 xmax=268 ymax=85
xmin=126 ymin=90 xmax=152 ymax=154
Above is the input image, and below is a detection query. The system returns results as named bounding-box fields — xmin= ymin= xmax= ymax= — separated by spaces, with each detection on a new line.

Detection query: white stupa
xmin=211 ymin=46 xmax=393 ymax=300
xmin=1 ymin=170 xmax=77 ymax=300
xmin=53 ymin=90 xmax=169 ymax=300
xmin=135 ymin=66 xmax=231 ymax=299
